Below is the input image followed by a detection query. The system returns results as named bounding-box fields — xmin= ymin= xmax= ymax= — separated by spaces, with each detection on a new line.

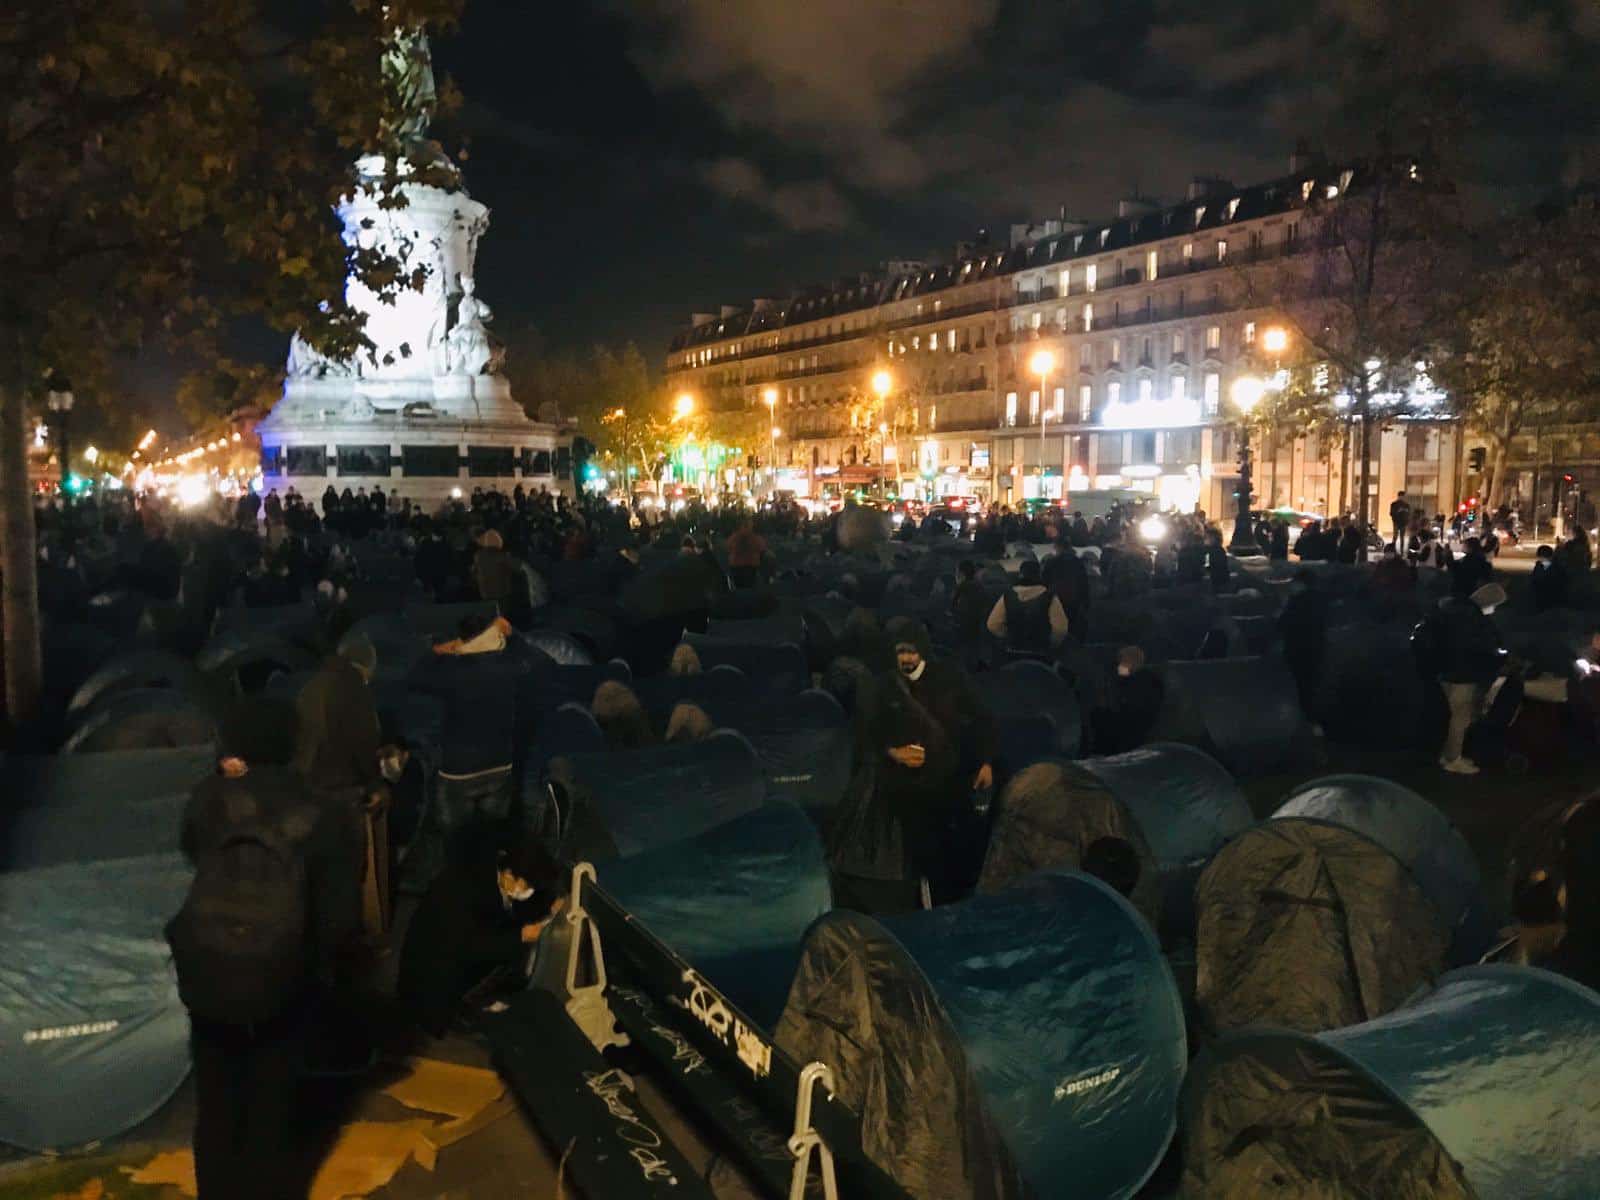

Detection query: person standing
xmin=986 ymin=559 xmax=1068 ymax=656
xmin=1419 ymin=583 xmax=1507 ymax=775
xmin=1389 ymin=491 xmax=1412 ymax=553
xmin=170 ymin=699 xmax=361 ymax=1200
xmin=725 ymin=518 xmax=767 ymax=588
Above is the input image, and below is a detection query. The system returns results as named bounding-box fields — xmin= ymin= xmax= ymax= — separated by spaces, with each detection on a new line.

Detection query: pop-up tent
xmin=600 ymin=801 xmax=832 ymax=1030
xmin=719 ymin=689 xmax=854 ymax=828
xmin=776 ymin=872 xmax=1187 ymax=1200
xmin=0 ymin=748 xmax=206 ymax=1152
xmin=1183 ymin=966 xmax=1600 ymax=1199
xmin=548 ymin=730 xmax=766 ymax=861
xmin=1194 ymin=818 xmax=1448 ymax=1035
xmin=1274 ymin=774 xmax=1494 ymax=963
xmin=635 ymin=664 xmax=755 ymax=729
xmin=65 ymin=650 xmax=199 ymax=720
xmin=978 ymin=744 xmax=1250 ymax=935
xmin=969 ymin=660 xmax=1083 ymax=766
xmin=1154 ymin=656 xmax=1316 ymax=776
xmin=682 ymin=633 xmax=809 ymax=694
xmin=60 ymin=689 xmax=216 ymax=754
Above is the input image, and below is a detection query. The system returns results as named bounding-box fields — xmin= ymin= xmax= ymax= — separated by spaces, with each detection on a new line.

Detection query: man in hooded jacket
xmin=852 ymin=617 xmax=995 ymax=910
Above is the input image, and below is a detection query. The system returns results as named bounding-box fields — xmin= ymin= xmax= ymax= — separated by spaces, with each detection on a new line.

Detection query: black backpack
xmin=167 ymin=820 xmax=310 ymax=1026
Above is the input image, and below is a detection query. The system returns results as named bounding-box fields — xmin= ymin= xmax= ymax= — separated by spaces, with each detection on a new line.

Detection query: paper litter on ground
xmin=122 ymin=1150 xmax=197 ymax=1197
xmin=381 ymin=1056 xmax=506 ymax=1122
xmin=309 ymin=1119 xmax=437 ymax=1200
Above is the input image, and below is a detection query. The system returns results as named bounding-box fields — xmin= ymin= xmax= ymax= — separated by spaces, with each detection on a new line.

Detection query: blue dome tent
xmin=1274 ymin=774 xmax=1495 ymax=962
xmin=547 ymin=730 xmax=766 ymax=861
xmin=1154 ymin=656 xmax=1315 ymax=775
xmin=718 ymin=689 xmax=854 ymax=827
xmin=776 ymin=872 xmax=1187 ymax=1200
xmin=600 ymin=802 xmax=832 ymax=1029
xmin=60 ymin=689 xmax=217 ymax=754
xmin=1183 ymin=966 xmax=1600 ymax=1198
xmin=978 ymin=744 xmax=1250 ymax=935
xmin=0 ymin=748 xmax=207 ymax=1151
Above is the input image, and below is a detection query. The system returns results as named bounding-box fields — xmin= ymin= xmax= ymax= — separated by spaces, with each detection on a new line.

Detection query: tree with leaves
xmin=1 ymin=0 xmax=463 ymax=726
xmin=1435 ymin=195 xmax=1600 ymax=511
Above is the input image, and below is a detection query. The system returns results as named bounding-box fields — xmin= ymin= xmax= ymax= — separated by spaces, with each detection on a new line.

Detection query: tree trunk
xmin=1485 ymin=438 xmax=1509 ymax=511
xmin=1356 ymin=388 xmax=1374 ymax=527
xmin=0 ymin=378 xmax=43 ymax=730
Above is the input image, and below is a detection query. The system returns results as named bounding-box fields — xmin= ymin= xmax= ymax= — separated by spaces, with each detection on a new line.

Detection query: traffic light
xmin=1563 ymin=473 xmax=1575 ymax=484
xmin=1468 ymin=446 xmax=1486 ymax=472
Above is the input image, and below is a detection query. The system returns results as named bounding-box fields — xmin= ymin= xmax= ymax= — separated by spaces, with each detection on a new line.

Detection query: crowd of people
xmin=12 ymin=480 xmax=1600 ymax=1195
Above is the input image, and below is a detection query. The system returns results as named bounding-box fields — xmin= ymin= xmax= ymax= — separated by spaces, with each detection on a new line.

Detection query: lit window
xmin=929 ymin=406 xmax=937 ymax=429
xmin=948 ymin=329 xmax=958 ymax=351
xmin=1138 ymin=379 xmax=1153 ymax=405
xmin=1083 ymin=303 xmax=1094 ymax=332
xmin=1056 ymin=308 xmax=1068 ymax=329
xmin=1301 ymin=180 xmax=1314 ymax=202
xmin=1217 ymin=239 xmax=1228 ymax=262
xmin=933 ymin=299 xmax=942 ymax=313
xmin=1146 ymin=249 xmax=1158 ymax=280
xmin=1194 ymin=206 xmax=1206 ymax=226
xmin=1108 ymin=381 xmax=1122 ymax=407
xmin=1100 ymin=229 xmax=1110 ymax=247
xmin=1206 ymin=325 xmax=1221 ymax=351
xmin=1005 ymin=392 xmax=1018 ymax=426
xmin=1110 ymin=339 xmax=1121 ymax=365
xmin=1079 ymin=384 xmax=1093 ymax=421
xmin=1054 ymin=386 xmax=1066 ymax=415
xmin=1325 ymin=184 xmax=1339 ymax=199
xmin=1244 ymin=321 xmax=1257 ymax=345
xmin=1225 ymin=197 xmax=1240 ymax=220
xmin=1029 ymin=391 xmax=1040 ymax=423
xmin=1183 ymin=241 xmax=1194 ymax=262
xmin=911 ymin=335 xmax=920 ymax=350
xmin=1059 ymin=268 xmax=1071 ymax=296
xmin=1031 ymin=311 xmax=1042 ymax=330
xmin=1085 ymin=263 xmax=1098 ymax=292
xmin=1171 ymin=375 xmax=1187 ymax=403
xmin=1204 ymin=373 xmax=1220 ymax=413
xmin=1172 ymin=331 xmax=1184 ymax=355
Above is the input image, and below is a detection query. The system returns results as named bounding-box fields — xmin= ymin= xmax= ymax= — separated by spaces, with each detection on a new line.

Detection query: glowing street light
xmin=1029 ymin=349 xmax=1056 ymax=496
xmin=1261 ymin=326 xmax=1289 ymax=355
xmin=1229 ymin=375 xmax=1265 ymax=553
xmin=871 ymin=370 xmax=892 ymax=399
xmin=761 ymin=388 xmax=780 ymax=499
xmin=674 ymin=392 xmax=695 ymax=420
xmin=1231 ymin=375 xmax=1266 ymax=414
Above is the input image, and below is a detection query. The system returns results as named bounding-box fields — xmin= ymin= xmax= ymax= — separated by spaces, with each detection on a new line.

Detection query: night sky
xmin=429 ymin=0 xmax=1598 ymax=360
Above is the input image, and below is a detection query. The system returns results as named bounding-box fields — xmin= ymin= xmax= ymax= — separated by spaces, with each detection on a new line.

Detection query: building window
xmin=1286 ymin=221 xmax=1300 ymax=246
xmin=1081 ymin=345 xmax=1095 ymax=371
xmin=1146 ymin=249 xmax=1158 ymax=281
xmin=1194 ymin=206 xmax=1207 ymax=226
xmin=1107 ymin=381 xmax=1122 ymax=409
xmin=1137 ymin=379 xmax=1153 ymax=405
xmin=1079 ymin=384 xmax=1093 ymax=422
xmin=336 ymin=445 xmax=390 ymax=476
xmin=525 ymin=448 xmax=553 ymax=476
xmin=1225 ymin=197 xmax=1240 ymax=220
xmin=1250 ymin=230 xmax=1263 ymax=253
xmin=1217 ymin=239 xmax=1228 ymax=262
xmin=1059 ymin=268 xmax=1071 ymax=296
xmin=1204 ymin=372 xmax=1220 ymax=414
xmin=911 ymin=335 xmax=920 ymax=350
xmin=1083 ymin=303 xmax=1094 ymax=332
xmin=1053 ymin=386 xmax=1066 ymax=417
xmin=1244 ymin=320 xmax=1257 ymax=345
xmin=1206 ymin=325 xmax=1222 ymax=351
xmin=1005 ymin=392 xmax=1018 ymax=426
xmin=1183 ymin=241 xmax=1194 ymax=263
xmin=1029 ymin=390 xmax=1040 ymax=423
xmin=1136 ymin=431 xmax=1157 ymax=462
xmin=1085 ymin=263 xmax=1098 ymax=293
xmin=948 ymin=328 xmax=958 ymax=351
xmin=1030 ymin=310 xmax=1042 ymax=330
xmin=1110 ymin=339 xmax=1121 ymax=365
xmin=1171 ymin=375 xmax=1187 ymax=403
xmin=1057 ymin=307 xmax=1068 ymax=330
xmin=1172 ymin=331 xmax=1185 ymax=355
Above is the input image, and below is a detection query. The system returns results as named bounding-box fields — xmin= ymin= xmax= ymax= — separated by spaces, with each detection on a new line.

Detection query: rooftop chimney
xmin=690 ymin=312 xmax=716 ymax=328
xmin=719 ymin=304 xmax=741 ymax=319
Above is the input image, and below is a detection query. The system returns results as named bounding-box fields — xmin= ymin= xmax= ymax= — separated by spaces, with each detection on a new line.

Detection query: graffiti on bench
xmin=583 ymin=1068 xmax=680 ymax=1186
xmin=612 ymin=984 xmax=709 ymax=1077
xmin=679 ymin=968 xmax=774 ymax=1080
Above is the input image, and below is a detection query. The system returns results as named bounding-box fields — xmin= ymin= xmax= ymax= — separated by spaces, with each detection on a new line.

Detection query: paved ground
xmin=2 ymin=732 xmax=1590 ymax=1199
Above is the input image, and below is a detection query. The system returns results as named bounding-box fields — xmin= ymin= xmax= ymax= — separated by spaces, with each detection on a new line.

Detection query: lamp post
xmin=46 ymin=376 xmax=74 ymax=505
xmin=1229 ymin=375 xmax=1265 ymax=553
xmin=871 ymin=369 xmax=892 ymax=497
xmin=762 ymin=387 xmax=779 ymax=500
xmin=1258 ymin=326 xmax=1289 ymax=508
xmin=1029 ymin=349 xmax=1055 ymax=502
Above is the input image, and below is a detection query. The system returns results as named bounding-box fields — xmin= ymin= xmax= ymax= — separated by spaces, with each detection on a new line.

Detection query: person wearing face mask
xmin=397 ymin=825 xmax=567 ymax=1038
xmin=861 ymin=617 xmax=996 ymax=910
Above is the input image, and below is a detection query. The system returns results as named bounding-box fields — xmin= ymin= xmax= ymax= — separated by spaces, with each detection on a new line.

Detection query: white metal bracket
xmin=787 ymin=1061 xmax=839 ymax=1200
xmin=560 ymin=861 xmax=629 ymax=1053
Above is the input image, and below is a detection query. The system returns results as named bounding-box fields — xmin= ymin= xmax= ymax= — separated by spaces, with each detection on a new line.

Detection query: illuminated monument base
xmin=257 ymin=30 xmax=571 ymax=508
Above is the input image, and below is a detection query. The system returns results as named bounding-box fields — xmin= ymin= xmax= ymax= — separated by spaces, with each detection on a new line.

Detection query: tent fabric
xmin=721 ymin=689 xmax=854 ymax=826
xmin=65 ymin=651 xmax=199 ymax=718
xmin=1082 ymin=743 xmax=1252 ymax=933
xmin=524 ymin=660 xmax=631 ymax=714
xmin=634 ymin=665 xmax=755 ymax=729
xmin=777 ymin=872 xmax=1187 ymax=1200
xmin=548 ymin=730 xmax=766 ymax=862
xmin=1183 ymin=966 xmax=1600 ymax=1200
xmin=976 ymin=762 xmax=1164 ymax=930
xmin=1274 ymin=774 xmax=1493 ymax=963
xmin=1312 ymin=623 xmax=1432 ymax=747
xmin=1194 ymin=819 xmax=1447 ymax=1035
xmin=681 ymin=633 xmax=809 ymax=694
xmin=1153 ymin=656 xmax=1315 ymax=776
xmin=60 ymin=689 xmax=217 ymax=754
xmin=600 ymin=802 xmax=832 ymax=1030
xmin=969 ymin=661 xmax=1083 ymax=761
xmin=0 ymin=852 xmax=193 ymax=1152
xmin=194 ymin=631 xmax=317 ymax=677
xmin=522 ymin=629 xmax=592 ymax=666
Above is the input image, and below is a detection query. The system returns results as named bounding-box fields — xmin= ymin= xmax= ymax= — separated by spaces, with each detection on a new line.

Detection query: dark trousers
xmin=401 ymin=765 xmax=513 ymax=895
xmin=190 ymin=1009 xmax=306 ymax=1200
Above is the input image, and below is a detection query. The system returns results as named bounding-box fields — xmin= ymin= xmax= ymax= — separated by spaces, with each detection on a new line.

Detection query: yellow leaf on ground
xmin=382 ymin=1057 xmax=505 ymax=1122
xmin=47 ymin=1178 xmax=104 ymax=1200
xmin=122 ymin=1150 xmax=198 ymax=1197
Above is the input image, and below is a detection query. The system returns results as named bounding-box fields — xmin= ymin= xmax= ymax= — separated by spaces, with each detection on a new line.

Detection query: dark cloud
xmin=700 ymin=157 xmax=857 ymax=232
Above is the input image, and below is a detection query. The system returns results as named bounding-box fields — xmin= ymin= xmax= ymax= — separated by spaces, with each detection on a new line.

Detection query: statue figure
xmin=379 ymin=26 xmax=438 ymax=152
xmin=447 ymin=274 xmax=493 ymax=375
xmin=287 ymin=331 xmax=354 ymax=379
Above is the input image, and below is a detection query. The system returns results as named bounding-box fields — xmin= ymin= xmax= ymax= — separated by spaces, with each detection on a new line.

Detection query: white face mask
xmin=504 ymin=883 xmax=534 ymax=902
xmin=380 ymin=755 xmax=404 ymax=782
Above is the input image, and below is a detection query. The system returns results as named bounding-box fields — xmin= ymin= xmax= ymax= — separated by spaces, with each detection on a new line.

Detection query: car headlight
xmin=1139 ymin=515 xmax=1168 ymax=542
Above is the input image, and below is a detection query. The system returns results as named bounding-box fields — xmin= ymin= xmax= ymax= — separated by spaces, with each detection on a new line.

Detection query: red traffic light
xmin=1457 ymin=503 xmax=1468 ymax=513
xmin=1563 ymin=474 xmax=1575 ymax=483
xmin=1468 ymin=497 xmax=1477 ymax=506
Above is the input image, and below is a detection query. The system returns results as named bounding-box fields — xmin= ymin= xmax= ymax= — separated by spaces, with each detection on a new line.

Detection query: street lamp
xmin=877 ymin=421 xmax=890 ymax=495
xmin=870 ymin=371 xmax=893 ymax=497
xmin=1229 ymin=375 xmax=1265 ymax=553
xmin=762 ymin=387 xmax=779 ymax=499
xmin=674 ymin=392 xmax=695 ymax=420
xmin=1029 ymin=349 xmax=1056 ymax=501
xmin=1261 ymin=326 xmax=1289 ymax=356
xmin=46 ymin=376 xmax=74 ymax=503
